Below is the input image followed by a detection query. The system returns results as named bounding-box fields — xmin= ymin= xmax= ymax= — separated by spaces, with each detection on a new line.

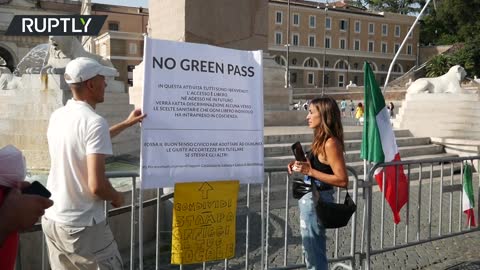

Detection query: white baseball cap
xmin=64 ymin=57 xmax=118 ymax=84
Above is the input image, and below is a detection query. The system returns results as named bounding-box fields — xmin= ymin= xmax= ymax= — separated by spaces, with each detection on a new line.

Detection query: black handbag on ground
xmin=311 ymin=182 xmax=357 ymax=229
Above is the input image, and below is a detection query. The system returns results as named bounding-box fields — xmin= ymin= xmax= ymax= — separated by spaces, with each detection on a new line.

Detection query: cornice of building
xmin=269 ymin=0 xmax=383 ymax=17
xmin=268 ymin=44 xmax=416 ymax=61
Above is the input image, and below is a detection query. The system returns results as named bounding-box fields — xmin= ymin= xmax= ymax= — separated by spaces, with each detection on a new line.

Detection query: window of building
xmin=127 ymin=65 xmax=135 ymax=86
xmin=355 ymin=21 xmax=361 ymax=33
xmin=274 ymin=56 xmax=285 ymax=66
xmin=304 ymin=58 xmax=319 ymax=68
xmin=340 ymin=20 xmax=347 ymax=31
xmin=309 ymin=15 xmax=316 ymax=28
xmin=325 ymin=17 xmax=331 ymax=30
xmin=291 ymin=72 xmax=297 ymax=83
xmin=407 ymin=44 xmax=413 ymax=55
xmin=382 ymin=24 xmax=388 ymax=36
xmin=381 ymin=77 xmax=385 ymax=85
xmin=275 ymin=32 xmax=282 ymax=45
xmin=338 ymin=74 xmax=345 ymax=87
xmin=293 ymin=13 xmax=300 ymax=26
xmin=292 ymin=58 xmax=297 ymax=65
xmin=395 ymin=43 xmax=400 ymax=53
xmin=354 ymin=76 xmax=358 ymax=84
xmin=292 ymin=33 xmax=299 ymax=46
xmin=381 ymin=64 xmax=386 ymax=71
xmin=368 ymin=23 xmax=374 ymax=34
xmin=108 ymin=22 xmax=119 ymax=31
xmin=307 ymin=72 xmax=314 ymax=85
xmin=308 ymin=35 xmax=316 ymax=47
xmin=395 ymin=25 xmax=401 ymax=37
xmin=353 ymin=63 xmax=358 ymax=69
xmin=324 ymin=36 xmax=331 ymax=48
xmin=340 ymin=38 xmax=346 ymax=49
xmin=408 ymin=28 xmax=413 ymax=38
xmin=129 ymin=43 xmax=137 ymax=54
xmin=368 ymin=41 xmax=374 ymax=52
xmin=381 ymin=42 xmax=387 ymax=53
xmin=324 ymin=74 xmax=329 ymax=86
xmin=354 ymin=39 xmax=360 ymax=51
xmin=325 ymin=60 xmax=329 ymax=67
xmin=275 ymin=11 xmax=283 ymax=24
xmin=336 ymin=60 xmax=348 ymax=70
xmin=393 ymin=63 xmax=402 ymax=73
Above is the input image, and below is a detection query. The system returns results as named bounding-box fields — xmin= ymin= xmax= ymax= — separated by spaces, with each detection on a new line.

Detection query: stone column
xmin=142 ymin=0 xmax=289 ymax=112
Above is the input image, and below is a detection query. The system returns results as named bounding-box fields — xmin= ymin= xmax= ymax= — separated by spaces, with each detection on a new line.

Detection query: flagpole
xmin=382 ymin=0 xmax=432 ymax=94
xmin=363 ymin=159 xmax=371 ymax=270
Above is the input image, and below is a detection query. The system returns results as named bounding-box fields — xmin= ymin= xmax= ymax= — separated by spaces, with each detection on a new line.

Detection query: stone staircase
xmin=264 ymin=129 xmax=459 ymax=180
xmin=393 ymin=93 xmax=480 ymax=140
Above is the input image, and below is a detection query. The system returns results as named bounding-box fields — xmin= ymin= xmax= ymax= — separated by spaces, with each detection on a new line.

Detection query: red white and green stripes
xmin=360 ymin=62 xmax=409 ymax=224
xmin=463 ymin=162 xmax=476 ymax=227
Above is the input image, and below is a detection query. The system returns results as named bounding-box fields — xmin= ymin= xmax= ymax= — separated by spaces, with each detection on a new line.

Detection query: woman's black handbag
xmin=311 ymin=183 xmax=357 ymax=229
xmin=292 ymin=178 xmax=311 ymax=199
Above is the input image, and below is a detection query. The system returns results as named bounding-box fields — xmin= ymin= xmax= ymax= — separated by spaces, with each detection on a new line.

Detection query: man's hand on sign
xmin=125 ymin=108 xmax=146 ymax=126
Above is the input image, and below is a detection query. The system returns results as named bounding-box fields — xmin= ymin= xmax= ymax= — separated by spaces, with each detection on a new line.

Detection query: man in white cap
xmin=42 ymin=57 xmax=145 ymax=269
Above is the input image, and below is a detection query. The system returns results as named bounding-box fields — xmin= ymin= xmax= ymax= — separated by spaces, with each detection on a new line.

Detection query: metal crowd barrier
xmin=17 ymin=167 xmax=361 ymax=270
xmin=17 ymin=155 xmax=480 ymax=270
xmin=363 ymin=155 xmax=480 ymax=270
xmin=264 ymin=165 xmax=362 ymax=270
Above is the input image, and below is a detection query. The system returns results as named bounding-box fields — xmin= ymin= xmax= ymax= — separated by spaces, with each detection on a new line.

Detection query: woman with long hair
xmin=287 ymin=96 xmax=348 ymax=270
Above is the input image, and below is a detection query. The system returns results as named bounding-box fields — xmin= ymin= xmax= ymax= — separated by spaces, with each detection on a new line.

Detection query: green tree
xmin=421 ymin=1 xmax=480 ymax=76
xmin=365 ymin=0 xmax=426 ymax=14
xmin=420 ymin=0 xmax=480 ymax=45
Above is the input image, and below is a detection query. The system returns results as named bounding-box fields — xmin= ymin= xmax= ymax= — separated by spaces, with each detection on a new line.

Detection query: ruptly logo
xmin=5 ymin=15 xmax=107 ymax=36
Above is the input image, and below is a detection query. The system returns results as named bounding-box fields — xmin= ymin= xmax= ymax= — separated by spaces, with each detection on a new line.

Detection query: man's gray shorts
xmin=42 ymin=217 xmax=123 ymax=270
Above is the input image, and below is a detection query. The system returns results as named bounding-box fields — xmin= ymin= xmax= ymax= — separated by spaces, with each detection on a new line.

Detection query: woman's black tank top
xmin=309 ymin=153 xmax=333 ymax=175
xmin=306 ymin=152 xmax=333 ymax=190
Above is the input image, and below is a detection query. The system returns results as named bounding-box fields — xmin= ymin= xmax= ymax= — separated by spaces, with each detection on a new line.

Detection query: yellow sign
xmin=171 ymin=180 xmax=239 ymax=264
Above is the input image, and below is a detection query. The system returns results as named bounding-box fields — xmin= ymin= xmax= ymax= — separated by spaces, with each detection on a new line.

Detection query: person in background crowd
xmin=349 ymin=100 xmax=355 ymax=117
xmin=287 ymin=97 xmax=348 ymax=270
xmin=42 ymin=57 xmax=145 ymax=270
xmin=355 ymin=102 xmax=364 ymax=125
xmin=340 ymin=99 xmax=347 ymax=117
xmin=388 ymin=102 xmax=395 ymax=118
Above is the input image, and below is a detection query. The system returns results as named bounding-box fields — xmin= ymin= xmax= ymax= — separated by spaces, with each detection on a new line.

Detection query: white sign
xmin=141 ymin=38 xmax=264 ymax=189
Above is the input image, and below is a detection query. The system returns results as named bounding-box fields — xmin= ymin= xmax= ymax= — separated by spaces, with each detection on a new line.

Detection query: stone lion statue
xmin=0 ymin=67 xmax=22 ymax=90
xmin=407 ymin=65 xmax=467 ymax=94
xmin=43 ymin=36 xmax=114 ymax=73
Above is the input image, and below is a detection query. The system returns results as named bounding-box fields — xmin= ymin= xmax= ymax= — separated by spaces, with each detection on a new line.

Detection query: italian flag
xmin=462 ymin=162 xmax=476 ymax=227
xmin=360 ymin=62 xmax=409 ymax=224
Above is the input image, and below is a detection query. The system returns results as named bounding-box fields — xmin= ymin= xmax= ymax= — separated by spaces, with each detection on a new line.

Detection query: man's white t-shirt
xmin=45 ymin=99 xmax=113 ymax=226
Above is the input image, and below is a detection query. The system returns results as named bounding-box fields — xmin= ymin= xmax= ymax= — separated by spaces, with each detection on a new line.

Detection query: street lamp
xmin=321 ymin=6 xmax=328 ymax=96
xmin=285 ymin=0 xmax=291 ymax=88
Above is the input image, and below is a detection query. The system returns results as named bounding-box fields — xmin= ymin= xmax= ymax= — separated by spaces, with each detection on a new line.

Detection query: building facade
xmin=91 ymin=4 xmax=147 ymax=89
xmin=1 ymin=0 xmax=418 ymax=91
xmin=0 ymin=0 xmax=147 ymax=91
xmin=268 ymin=0 xmax=419 ymax=89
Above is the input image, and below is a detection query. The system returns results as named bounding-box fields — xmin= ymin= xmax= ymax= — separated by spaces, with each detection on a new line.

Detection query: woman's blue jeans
xmin=298 ymin=190 xmax=335 ymax=270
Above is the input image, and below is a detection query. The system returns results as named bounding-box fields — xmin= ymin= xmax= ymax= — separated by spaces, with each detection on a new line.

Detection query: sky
xmin=93 ymin=0 xmax=148 ymax=8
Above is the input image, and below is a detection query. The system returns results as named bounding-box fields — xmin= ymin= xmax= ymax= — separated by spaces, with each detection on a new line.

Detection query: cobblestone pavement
xmin=131 ymin=172 xmax=480 ymax=270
